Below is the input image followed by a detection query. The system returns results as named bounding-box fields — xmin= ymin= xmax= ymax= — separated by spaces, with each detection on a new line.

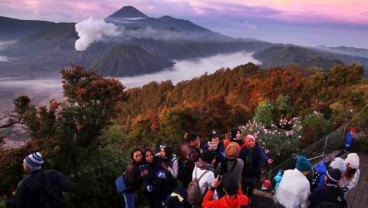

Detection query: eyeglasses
xmin=160 ymin=145 xmax=166 ymax=149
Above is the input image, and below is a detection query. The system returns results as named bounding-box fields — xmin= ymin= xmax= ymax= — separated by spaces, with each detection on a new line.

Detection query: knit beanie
xmin=245 ymin=135 xmax=256 ymax=147
xmin=326 ymin=168 xmax=342 ymax=184
xmin=224 ymin=176 xmax=238 ymax=195
xmin=296 ymin=155 xmax=311 ymax=172
xmin=344 ymin=153 xmax=360 ymax=169
xmin=329 ymin=157 xmax=347 ymax=173
xmin=23 ymin=152 xmax=43 ymax=171
xmin=200 ymin=150 xmax=216 ymax=164
xmin=225 ymin=142 xmax=240 ymax=160
xmin=165 ymin=187 xmax=187 ymax=208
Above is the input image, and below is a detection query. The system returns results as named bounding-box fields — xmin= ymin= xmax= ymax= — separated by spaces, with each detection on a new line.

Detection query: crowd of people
xmin=9 ymin=128 xmax=361 ymax=208
xmin=121 ymin=129 xmax=273 ymax=208
xmin=122 ymin=129 xmax=361 ymax=208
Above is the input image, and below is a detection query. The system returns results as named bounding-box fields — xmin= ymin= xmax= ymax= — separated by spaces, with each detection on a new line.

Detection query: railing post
xmin=323 ymin=136 xmax=329 ymax=156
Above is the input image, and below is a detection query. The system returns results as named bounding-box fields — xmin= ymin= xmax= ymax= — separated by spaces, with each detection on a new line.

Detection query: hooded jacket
xmin=202 ymin=188 xmax=248 ymax=208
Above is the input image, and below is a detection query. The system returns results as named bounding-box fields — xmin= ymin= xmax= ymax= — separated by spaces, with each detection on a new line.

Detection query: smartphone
xmin=139 ymin=165 xmax=146 ymax=174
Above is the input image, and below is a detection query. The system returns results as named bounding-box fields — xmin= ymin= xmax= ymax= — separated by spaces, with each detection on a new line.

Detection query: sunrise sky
xmin=1 ymin=0 xmax=368 ymax=48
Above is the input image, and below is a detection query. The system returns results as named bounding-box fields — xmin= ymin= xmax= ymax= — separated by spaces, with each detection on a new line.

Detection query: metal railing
xmin=267 ymin=125 xmax=346 ymax=180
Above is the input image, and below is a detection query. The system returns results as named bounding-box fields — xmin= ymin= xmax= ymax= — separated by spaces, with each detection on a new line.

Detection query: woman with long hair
xmin=142 ymin=148 xmax=164 ymax=207
xmin=123 ymin=148 xmax=148 ymax=208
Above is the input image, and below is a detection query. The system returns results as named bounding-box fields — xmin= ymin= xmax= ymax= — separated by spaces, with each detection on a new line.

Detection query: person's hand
xmin=342 ymin=186 xmax=349 ymax=192
xmin=212 ymin=175 xmax=221 ymax=188
xmin=142 ymin=170 xmax=149 ymax=176
xmin=161 ymin=162 xmax=168 ymax=170
xmin=267 ymin=159 xmax=273 ymax=164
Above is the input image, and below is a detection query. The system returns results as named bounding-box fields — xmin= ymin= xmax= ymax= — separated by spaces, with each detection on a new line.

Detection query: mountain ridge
xmin=106 ymin=6 xmax=149 ymax=19
xmin=0 ymin=6 xmax=366 ymax=78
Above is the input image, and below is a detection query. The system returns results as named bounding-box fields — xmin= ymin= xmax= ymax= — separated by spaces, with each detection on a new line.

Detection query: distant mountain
xmin=316 ymin=46 xmax=368 ymax=59
xmin=0 ymin=16 xmax=56 ymax=40
xmin=300 ymin=57 xmax=344 ymax=69
xmin=105 ymin=7 xmax=221 ymax=40
xmin=90 ymin=44 xmax=174 ymax=76
xmin=0 ymin=6 xmax=273 ymax=78
xmin=107 ymin=6 xmax=149 ymax=19
xmin=0 ymin=6 xmax=366 ymax=79
xmin=254 ymin=45 xmax=368 ymax=73
xmin=254 ymin=46 xmax=333 ymax=68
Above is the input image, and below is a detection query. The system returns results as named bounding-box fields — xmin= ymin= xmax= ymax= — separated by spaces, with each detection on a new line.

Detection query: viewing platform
xmin=251 ymin=151 xmax=367 ymax=208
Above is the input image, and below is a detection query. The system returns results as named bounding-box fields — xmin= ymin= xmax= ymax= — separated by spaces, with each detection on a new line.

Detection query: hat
xmin=345 ymin=153 xmax=359 ymax=169
xmin=224 ymin=176 xmax=238 ymax=195
xmin=296 ymin=155 xmax=311 ymax=172
xmin=165 ymin=187 xmax=187 ymax=208
xmin=245 ymin=135 xmax=256 ymax=147
xmin=350 ymin=127 xmax=356 ymax=134
xmin=261 ymin=180 xmax=272 ymax=190
xmin=326 ymin=169 xmax=342 ymax=184
xmin=329 ymin=157 xmax=347 ymax=173
xmin=209 ymin=130 xmax=218 ymax=139
xmin=201 ymin=150 xmax=216 ymax=164
xmin=23 ymin=152 xmax=43 ymax=171
xmin=225 ymin=142 xmax=240 ymax=160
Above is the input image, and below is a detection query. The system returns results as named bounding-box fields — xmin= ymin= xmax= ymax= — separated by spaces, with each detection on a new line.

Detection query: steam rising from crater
xmin=75 ymin=17 xmax=121 ymax=51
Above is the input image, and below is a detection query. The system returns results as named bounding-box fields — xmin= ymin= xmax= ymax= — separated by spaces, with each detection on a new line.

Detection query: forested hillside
xmin=0 ymin=63 xmax=367 ymax=208
xmin=116 ymin=63 xmax=367 ymax=147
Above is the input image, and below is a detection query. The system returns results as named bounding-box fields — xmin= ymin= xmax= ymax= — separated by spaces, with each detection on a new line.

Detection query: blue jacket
xmin=313 ymin=161 xmax=328 ymax=190
xmin=239 ymin=145 xmax=268 ymax=178
xmin=344 ymin=132 xmax=353 ymax=150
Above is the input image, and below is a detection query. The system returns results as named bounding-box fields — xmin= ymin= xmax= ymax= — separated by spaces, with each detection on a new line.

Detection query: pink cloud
xmin=183 ymin=0 xmax=368 ymax=24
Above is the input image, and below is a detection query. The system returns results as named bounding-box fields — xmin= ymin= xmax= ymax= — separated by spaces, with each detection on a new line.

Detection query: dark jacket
xmin=16 ymin=169 xmax=72 ymax=208
xmin=202 ymin=142 xmax=225 ymax=168
xmin=310 ymin=184 xmax=347 ymax=208
xmin=180 ymin=143 xmax=200 ymax=172
xmin=124 ymin=162 xmax=145 ymax=193
xmin=239 ymin=145 xmax=268 ymax=178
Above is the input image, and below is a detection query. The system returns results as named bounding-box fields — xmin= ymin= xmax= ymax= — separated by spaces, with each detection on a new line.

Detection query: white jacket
xmin=274 ymin=168 xmax=310 ymax=208
xmin=192 ymin=166 xmax=218 ymax=199
xmin=340 ymin=168 xmax=360 ymax=197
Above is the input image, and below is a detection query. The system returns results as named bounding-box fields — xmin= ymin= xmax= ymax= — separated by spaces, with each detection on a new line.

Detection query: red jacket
xmin=202 ymin=188 xmax=248 ymax=208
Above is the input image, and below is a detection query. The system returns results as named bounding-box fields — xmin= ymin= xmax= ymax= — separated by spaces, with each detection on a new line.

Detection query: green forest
xmin=0 ymin=63 xmax=367 ymax=207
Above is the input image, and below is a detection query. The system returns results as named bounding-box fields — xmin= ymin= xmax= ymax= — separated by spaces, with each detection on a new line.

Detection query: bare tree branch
xmin=0 ymin=115 xmax=22 ymax=129
xmin=0 ymin=112 xmax=13 ymax=121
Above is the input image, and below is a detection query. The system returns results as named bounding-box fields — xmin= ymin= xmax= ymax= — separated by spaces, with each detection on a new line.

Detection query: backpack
xmin=186 ymin=167 xmax=210 ymax=206
xmin=115 ymin=173 xmax=129 ymax=194
xmin=217 ymin=159 xmax=238 ymax=198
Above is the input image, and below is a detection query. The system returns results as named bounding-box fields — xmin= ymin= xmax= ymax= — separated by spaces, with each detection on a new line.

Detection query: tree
xmin=0 ymin=96 xmax=31 ymax=129
xmin=253 ymin=101 xmax=276 ymax=128
xmin=58 ymin=65 xmax=128 ymax=146
xmin=301 ymin=111 xmax=332 ymax=147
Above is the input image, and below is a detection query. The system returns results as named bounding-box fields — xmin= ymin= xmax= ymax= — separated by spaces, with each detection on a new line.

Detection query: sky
xmin=0 ymin=0 xmax=368 ymax=48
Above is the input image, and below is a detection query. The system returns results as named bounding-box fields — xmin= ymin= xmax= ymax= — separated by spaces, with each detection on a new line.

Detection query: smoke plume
xmin=75 ymin=17 xmax=121 ymax=51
